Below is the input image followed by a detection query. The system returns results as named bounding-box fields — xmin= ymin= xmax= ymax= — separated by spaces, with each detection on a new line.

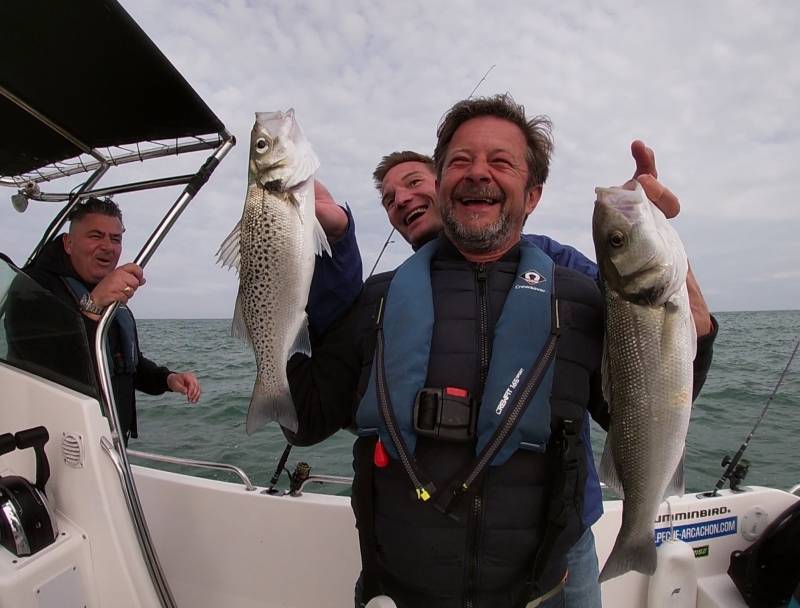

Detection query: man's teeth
xmin=405 ymin=207 xmax=427 ymax=225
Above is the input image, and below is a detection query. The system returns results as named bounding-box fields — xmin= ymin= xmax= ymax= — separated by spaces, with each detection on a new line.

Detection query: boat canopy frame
xmin=1 ymin=2 xmax=236 ymax=607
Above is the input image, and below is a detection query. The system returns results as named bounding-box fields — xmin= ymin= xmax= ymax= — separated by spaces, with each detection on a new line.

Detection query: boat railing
xmin=294 ymin=474 xmax=353 ymax=495
xmin=128 ymin=449 xmax=355 ymax=496
xmin=128 ymin=449 xmax=257 ymax=492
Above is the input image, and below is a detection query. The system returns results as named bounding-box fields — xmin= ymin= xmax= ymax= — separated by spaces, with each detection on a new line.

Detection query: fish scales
xmin=593 ymin=182 xmax=695 ymax=582
xmin=218 ymin=109 xmax=330 ymax=434
xmin=238 ymin=186 xmax=306 ymax=408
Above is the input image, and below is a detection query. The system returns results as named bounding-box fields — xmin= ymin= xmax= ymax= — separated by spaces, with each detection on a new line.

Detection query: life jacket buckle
xmin=413 ymin=386 xmax=477 ymax=443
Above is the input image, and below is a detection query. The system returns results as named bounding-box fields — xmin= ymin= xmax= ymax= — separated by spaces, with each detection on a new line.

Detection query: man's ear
xmin=525 ymin=185 xmax=543 ymax=215
xmin=62 ymin=233 xmax=73 ymax=255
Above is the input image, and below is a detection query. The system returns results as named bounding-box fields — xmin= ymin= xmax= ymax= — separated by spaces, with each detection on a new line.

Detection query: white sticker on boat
xmin=654 ymin=516 xmax=738 ymax=546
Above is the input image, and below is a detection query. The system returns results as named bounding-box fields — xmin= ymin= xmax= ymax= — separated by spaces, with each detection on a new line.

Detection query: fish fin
xmin=598 ymin=533 xmax=657 ymax=582
xmin=283 ymin=146 xmax=320 ymax=191
xmin=245 ymin=381 xmax=298 ymax=434
xmin=663 ymin=449 xmax=686 ymax=499
xmin=666 ymin=288 xmax=697 ymax=360
xmin=599 ymin=432 xmax=624 ymax=498
xmin=288 ymin=315 xmax=312 ymax=357
xmin=601 ymin=335 xmax=612 ymax=406
xmin=313 ymin=214 xmax=333 ymax=257
xmin=216 ymin=220 xmax=242 ymax=272
xmin=231 ymin=293 xmax=252 ymax=346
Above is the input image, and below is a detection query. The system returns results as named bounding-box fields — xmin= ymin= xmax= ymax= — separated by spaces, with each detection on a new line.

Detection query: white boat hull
xmin=2 ymin=362 xmax=798 ymax=607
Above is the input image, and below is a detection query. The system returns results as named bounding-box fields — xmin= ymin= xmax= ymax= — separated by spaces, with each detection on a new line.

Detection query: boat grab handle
xmin=128 ymin=449 xmax=257 ymax=492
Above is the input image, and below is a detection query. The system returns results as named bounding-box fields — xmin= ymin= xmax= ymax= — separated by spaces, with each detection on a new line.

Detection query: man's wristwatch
xmin=78 ymin=293 xmax=105 ymax=315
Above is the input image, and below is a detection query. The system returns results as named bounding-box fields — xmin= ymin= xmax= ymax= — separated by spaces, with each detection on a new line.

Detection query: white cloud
xmin=2 ymin=0 xmax=799 ymax=315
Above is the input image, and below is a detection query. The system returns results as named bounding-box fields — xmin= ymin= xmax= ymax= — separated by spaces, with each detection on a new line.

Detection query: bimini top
xmin=0 ymin=0 xmax=226 ymax=181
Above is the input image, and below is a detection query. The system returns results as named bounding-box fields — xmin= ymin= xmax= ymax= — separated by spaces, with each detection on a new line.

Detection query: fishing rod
xmin=365 ymin=65 xmax=497 ymax=277
xmin=710 ymin=335 xmax=800 ymax=496
xmin=269 ymin=68 xmax=501 ymax=487
xmin=467 ymin=64 xmax=496 ymax=99
xmin=367 ymin=228 xmax=396 ymax=279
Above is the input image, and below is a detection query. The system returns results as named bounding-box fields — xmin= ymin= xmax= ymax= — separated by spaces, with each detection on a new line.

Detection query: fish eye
xmin=608 ymin=231 xmax=625 ymax=248
xmin=255 ymin=138 xmax=268 ymax=151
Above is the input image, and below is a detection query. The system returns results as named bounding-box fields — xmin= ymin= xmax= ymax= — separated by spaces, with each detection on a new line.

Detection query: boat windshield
xmin=0 ymin=254 xmax=98 ymax=398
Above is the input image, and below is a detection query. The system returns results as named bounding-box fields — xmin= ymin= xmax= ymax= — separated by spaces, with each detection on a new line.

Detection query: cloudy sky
xmin=3 ymin=0 xmax=798 ymax=317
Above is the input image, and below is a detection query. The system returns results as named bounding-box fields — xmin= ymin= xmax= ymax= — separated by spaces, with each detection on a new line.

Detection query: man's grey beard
xmin=440 ymin=203 xmax=515 ymax=254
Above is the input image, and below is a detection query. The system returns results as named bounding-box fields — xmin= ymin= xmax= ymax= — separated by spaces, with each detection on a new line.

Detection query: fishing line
xmin=365 ymin=65 xmax=497 ymax=277
xmin=710 ymin=335 xmax=800 ymax=495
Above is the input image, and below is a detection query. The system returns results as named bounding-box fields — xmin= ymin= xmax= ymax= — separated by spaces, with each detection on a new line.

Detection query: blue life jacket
xmin=356 ymin=239 xmax=557 ymax=468
xmin=62 ymin=277 xmax=139 ymax=375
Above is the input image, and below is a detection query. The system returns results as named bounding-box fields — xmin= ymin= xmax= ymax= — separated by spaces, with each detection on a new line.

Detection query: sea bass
xmin=217 ymin=109 xmax=331 ymax=433
xmin=592 ymin=181 xmax=696 ymax=582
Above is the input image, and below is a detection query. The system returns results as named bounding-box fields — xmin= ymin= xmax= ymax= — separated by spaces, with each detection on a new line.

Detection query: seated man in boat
xmin=15 ymin=197 xmax=201 ymax=444
xmin=286 ymin=94 xmax=715 ymax=607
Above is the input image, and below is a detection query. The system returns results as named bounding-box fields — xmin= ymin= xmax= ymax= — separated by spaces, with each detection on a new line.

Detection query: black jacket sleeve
xmin=285 ymin=289 xmax=369 ymax=446
xmin=691 ymin=315 xmax=718 ymax=401
xmin=135 ymin=352 xmax=171 ymax=395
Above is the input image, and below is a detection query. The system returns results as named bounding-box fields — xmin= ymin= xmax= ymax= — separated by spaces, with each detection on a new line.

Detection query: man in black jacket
xmin=15 ymin=197 xmax=200 ymax=443
xmin=286 ymin=94 xmax=714 ymax=607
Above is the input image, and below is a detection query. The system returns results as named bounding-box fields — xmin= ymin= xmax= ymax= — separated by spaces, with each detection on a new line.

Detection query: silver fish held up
xmin=592 ymin=181 xmax=696 ymax=582
xmin=217 ymin=109 xmax=331 ymax=434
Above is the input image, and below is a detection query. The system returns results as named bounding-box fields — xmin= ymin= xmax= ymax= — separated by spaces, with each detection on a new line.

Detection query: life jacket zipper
xmin=464 ymin=493 xmax=483 ymax=608
xmin=459 ymin=333 xmax=558 ymax=493
xmin=476 ymin=263 xmax=489 ymax=390
xmin=375 ymin=299 xmax=436 ymax=501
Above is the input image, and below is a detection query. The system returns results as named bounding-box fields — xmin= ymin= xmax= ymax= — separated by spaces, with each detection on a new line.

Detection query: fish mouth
xmin=257 ymin=160 xmax=288 ymax=187
xmin=629 ymin=285 xmax=667 ymax=306
xmin=404 ymin=205 xmax=429 ymax=226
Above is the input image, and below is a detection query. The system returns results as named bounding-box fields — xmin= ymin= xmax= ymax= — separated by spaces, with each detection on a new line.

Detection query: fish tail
xmin=245 ymin=380 xmax=298 ymax=435
xmin=598 ymin=533 xmax=657 ymax=583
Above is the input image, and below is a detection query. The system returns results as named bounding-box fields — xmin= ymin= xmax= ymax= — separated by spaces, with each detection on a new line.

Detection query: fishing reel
xmin=0 ymin=426 xmax=58 ymax=557
xmin=721 ymin=454 xmax=750 ymax=492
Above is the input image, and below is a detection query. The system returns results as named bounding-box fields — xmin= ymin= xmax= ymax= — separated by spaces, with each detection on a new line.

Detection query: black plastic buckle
xmin=413 ymin=387 xmax=477 ymax=443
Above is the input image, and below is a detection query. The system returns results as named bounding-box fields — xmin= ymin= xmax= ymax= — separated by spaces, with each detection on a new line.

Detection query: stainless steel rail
xmin=96 ymin=135 xmax=234 ymax=608
xmin=128 ymin=449 xmax=256 ymax=491
xmin=0 ymin=84 xmax=106 ymax=165
xmin=295 ymin=474 xmax=354 ymax=495
xmin=20 ymin=174 xmax=196 ymax=203
xmin=1 ymin=136 xmax=224 ymax=187
xmin=26 ymin=165 xmax=109 ymax=267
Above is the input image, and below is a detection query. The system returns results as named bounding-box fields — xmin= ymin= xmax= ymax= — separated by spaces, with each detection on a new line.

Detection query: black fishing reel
xmin=721 ymin=454 xmax=750 ymax=492
xmin=0 ymin=426 xmax=58 ymax=557
xmin=288 ymin=462 xmax=311 ymax=495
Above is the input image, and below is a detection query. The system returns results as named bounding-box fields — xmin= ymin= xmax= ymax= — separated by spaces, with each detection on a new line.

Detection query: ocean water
xmin=133 ymin=311 xmax=800 ymax=495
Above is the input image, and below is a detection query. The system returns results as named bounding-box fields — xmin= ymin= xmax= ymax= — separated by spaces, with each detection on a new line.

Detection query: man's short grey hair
xmin=433 ymin=93 xmax=553 ymax=190
xmin=372 ymin=150 xmax=435 ymax=195
xmin=67 ymin=196 xmax=124 ymax=226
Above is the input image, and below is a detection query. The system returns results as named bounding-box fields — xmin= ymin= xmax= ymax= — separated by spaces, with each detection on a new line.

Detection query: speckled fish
xmin=592 ymin=181 xmax=696 ymax=582
xmin=217 ymin=109 xmax=330 ymax=433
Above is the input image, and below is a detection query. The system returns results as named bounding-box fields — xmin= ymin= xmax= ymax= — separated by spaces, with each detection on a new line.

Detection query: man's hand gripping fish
xmin=217 ymin=110 xmax=331 ymax=433
xmin=592 ymin=181 xmax=696 ymax=582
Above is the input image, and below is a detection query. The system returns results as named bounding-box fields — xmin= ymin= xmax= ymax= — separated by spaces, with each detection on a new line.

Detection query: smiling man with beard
xmin=285 ymin=94 xmax=715 ymax=607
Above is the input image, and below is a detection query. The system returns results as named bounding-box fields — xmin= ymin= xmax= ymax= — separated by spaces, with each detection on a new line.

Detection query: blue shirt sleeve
xmin=522 ymin=233 xmax=598 ymax=281
xmin=306 ymin=205 xmax=363 ymax=338
xmin=522 ymin=233 xmax=603 ymax=525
